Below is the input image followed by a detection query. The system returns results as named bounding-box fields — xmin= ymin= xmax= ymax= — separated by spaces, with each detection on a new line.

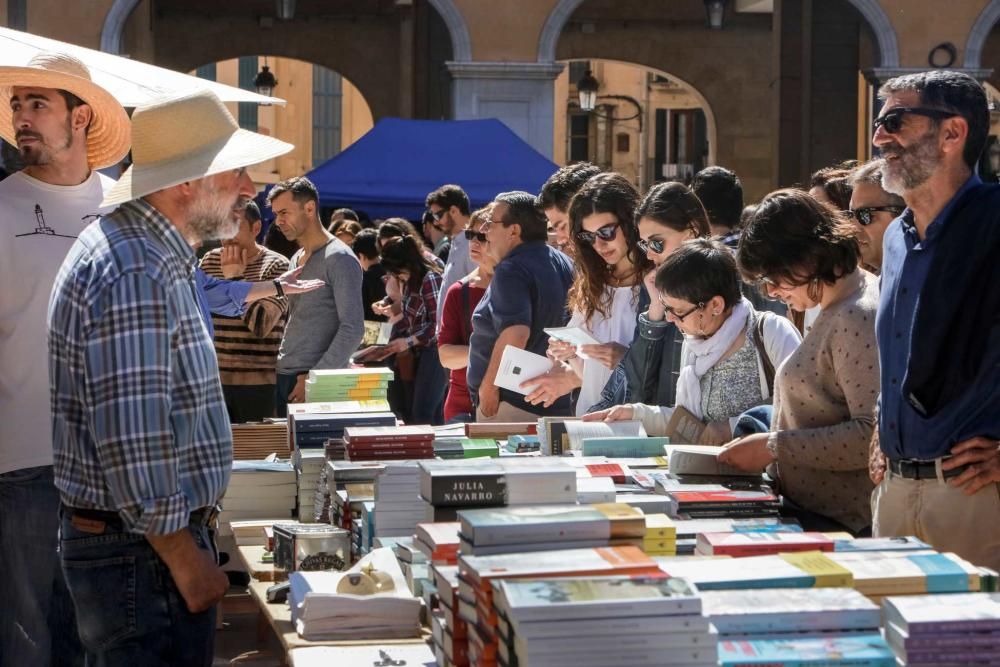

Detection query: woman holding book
xmin=367 ymin=235 xmax=446 ymax=424
xmin=719 ymin=189 xmax=880 ymax=535
xmin=585 ymin=238 xmax=801 ymax=445
xmin=526 ymin=173 xmax=652 ymax=416
xmin=438 ymin=206 xmax=496 ymax=423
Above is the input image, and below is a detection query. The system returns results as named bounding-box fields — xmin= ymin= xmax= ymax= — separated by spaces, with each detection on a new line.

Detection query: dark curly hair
xmin=538 ymin=162 xmax=602 ymax=212
xmin=737 ymin=189 xmax=860 ymax=295
xmin=567 ymin=173 xmax=652 ymax=322
xmin=655 ymin=238 xmax=742 ymax=310
xmin=636 ymin=181 xmax=711 ymax=237
xmin=810 ymin=161 xmax=858 ymax=211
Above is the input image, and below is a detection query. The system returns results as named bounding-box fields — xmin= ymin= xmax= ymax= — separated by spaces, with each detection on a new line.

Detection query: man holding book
xmin=468 ymin=191 xmax=575 ymax=421
xmin=870 ymin=70 xmax=1000 ymax=571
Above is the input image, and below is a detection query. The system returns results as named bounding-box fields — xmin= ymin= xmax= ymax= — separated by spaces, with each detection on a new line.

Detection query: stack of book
xmin=706 ymin=588 xmax=894 ymax=666
xmin=287 ymin=405 xmax=396 ymax=453
xmin=315 ymin=460 xmax=386 ymax=524
xmin=658 ymin=551 xmax=854 ymax=591
xmin=415 ymin=522 xmax=462 ymax=564
xmin=456 ymin=503 xmax=646 ymax=557
xmin=288 ymin=548 xmax=422 ymax=641
xmin=343 ymin=425 xmax=436 ymax=461
xmin=457 ymin=545 xmax=663 ymax=665
xmin=331 ymin=479 xmax=374 ymax=534
xmin=576 ymin=476 xmax=616 ymax=504
xmin=419 ymin=458 xmax=577 ymax=520
xmin=292 ymin=448 xmax=325 ymax=522
xmin=642 ymin=513 xmax=676 ymax=556
xmin=825 ymin=550 xmax=984 ymax=599
xmin=230 ymin=421 xmax=289 ymax=459
xmin=373 ymin=461 xmax=429 ymax=541
xmin=696 ymin=531 xmax=835 ymax=557
xmin=220 ymin=460 xmax=296 ymax=531
xmin=303 ymin=367 xmax=394 ymax=402
xmin=431 ymin=564 xmax=467 ymax=667
xmin=671 ymin=516 xmax=802 ymax=555
xmin=504 ymin=434 xmax=540 ymax=454
xmin=660 ymin=484 xmax=780 ymax=519
xmin=493 ymin=576 xmax=717 ymax=667
xmin=882 ymin=592 xmax=1000 ymax=666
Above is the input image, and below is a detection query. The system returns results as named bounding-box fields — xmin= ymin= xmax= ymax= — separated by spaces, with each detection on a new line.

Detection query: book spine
xmin=470 ymin=520 xmax=610 ymax=547
xmin=345 ymin=433 xmax=433 ymax=445
xmin=426 ymin=475 xmax=508 ymax=507
xmin=709 ymin=543 xmax=833 ymax=557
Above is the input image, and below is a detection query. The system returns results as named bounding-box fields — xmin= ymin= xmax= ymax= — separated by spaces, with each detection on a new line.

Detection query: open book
xmin=562 ymin=419 xmax=647 ymax=452
xmin=664 ymin=406 xmax=707 ymax=443
xmin=666 ymin=445 xmax=763 ymax=477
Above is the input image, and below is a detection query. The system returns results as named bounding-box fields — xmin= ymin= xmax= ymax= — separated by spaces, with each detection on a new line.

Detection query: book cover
xmin=882 ymin=592 xmax=1000 ymax=635
xmin=697 ymin=532 xmax=835 ymax=557
xmin=667 ymin=445 xmax=763 ymax=478
xmin=644 ymin=513 xmax=677 ymax=539
xmin=717 ymin=634 xmax=894 ymax=666
xmin=459 ymin=504 xmax=613 ymax=546
xmin=779 ymin=551 xmax=854 ymax=588
xmin=494 ymin=346 xmax=553 ymax=395
xmin=581 ymin=436 xmax=670 ymax=458
xmin=833 ymin=536 xmax=931 ymax=552
xmin=659 ymin=554 xmax=818 ymax=591
xmin=459 ymin=536 xmax=611 ymax=556
xmin=422 ymin=469 xmax=509 ymax=507
xmin=464 ymin=422 xmax=537 ymax=438
xmin=583 ymin=463 xmax=630 ymax=484
xmin=701 ymin=588 xmax=880 ymax=635
xmin=343 ymin=425 xmax=436 ymax=444
xmin=459 ymin=546 xmax=661 ymax=589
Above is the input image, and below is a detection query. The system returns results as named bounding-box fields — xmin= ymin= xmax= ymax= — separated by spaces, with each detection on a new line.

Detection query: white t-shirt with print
xmin=0 ymin=170 xmax=115 ymax=474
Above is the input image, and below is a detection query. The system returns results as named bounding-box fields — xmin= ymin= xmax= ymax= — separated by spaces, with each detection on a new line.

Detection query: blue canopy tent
xmin=304 ymin=118 xmax=560 ymax=220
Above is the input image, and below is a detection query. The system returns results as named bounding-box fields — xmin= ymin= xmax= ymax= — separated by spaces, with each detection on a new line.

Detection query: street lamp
xmin=276 ymin=0 xmax=296 ymax=20
xmin=576 ymin=69 xmax=599 ymax=112
xmin=254 ymin=58 xmax=278 ymax=98
xmin=704 ymin=0 xmax=726 ymax=29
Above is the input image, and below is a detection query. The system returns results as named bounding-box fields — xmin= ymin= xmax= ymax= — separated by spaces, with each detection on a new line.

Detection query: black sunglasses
xmin=430 ymin=209 xmax=447 ymax=222
xmin=576 ymin=222 xmax=620 ymax=245
xmin=872 ymin=107 xmax=957 ymax=134
xmin=657 ymin=295 xmax=705 ymax=322
xmin=637 ymin=237 xmax=665 ymax=254
xmin=845 ymin=206 xmax=905 ymax=226
xmin=464 ymin=229 xmax=487 ymax=243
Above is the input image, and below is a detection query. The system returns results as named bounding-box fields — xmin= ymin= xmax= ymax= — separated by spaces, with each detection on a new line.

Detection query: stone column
xmin=446 ymin=61 xmax=565 ymax=159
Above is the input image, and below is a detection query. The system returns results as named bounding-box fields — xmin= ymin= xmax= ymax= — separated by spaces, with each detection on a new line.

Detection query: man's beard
xmin=17 ymin=118 xmax=73 ymax=166
xmin=881 ymin=128 xmax=941 ymax=196
xmin=188 ymin=181 xmax=240 ymax=242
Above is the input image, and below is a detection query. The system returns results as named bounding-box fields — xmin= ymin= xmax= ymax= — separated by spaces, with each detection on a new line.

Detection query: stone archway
xmin=964 ymin=0 xmax=1000 ymax=69
xmin=537 ymin=0 xmax=900 ymax=68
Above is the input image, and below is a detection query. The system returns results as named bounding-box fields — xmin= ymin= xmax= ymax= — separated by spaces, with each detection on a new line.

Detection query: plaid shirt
xmin=393 ymin=270 xmax=443 ymax=347
xmin=48 ymin=199 xmax=232 ymax=535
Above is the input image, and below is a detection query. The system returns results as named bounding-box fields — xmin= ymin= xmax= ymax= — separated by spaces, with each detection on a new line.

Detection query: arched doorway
xmin=189 ymin=56 xmax=374 ymax=186
xmin=556 ymin=59 xmax=718 ymax=193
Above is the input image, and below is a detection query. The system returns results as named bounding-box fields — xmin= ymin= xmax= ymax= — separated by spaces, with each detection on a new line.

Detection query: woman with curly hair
xmin=527 ymin=173 xmax=652 ymax=416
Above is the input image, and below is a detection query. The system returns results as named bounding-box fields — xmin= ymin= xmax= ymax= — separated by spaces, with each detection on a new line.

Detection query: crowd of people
xmin=0 ymin=50 xmax=997 ymax=667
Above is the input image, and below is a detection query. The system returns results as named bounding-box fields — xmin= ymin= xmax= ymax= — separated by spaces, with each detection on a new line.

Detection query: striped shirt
xmin=48 ymin=199 xmax=232 ymax=536
xmin=200 ymin=247 xmax=289 ymax=386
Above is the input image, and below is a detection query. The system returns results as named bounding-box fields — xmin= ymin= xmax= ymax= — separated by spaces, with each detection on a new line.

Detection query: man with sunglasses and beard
xmin=869 ymin=70 xmax=1000 ymax=572
xmin=426 ymin=184 xmax=475 ymax=324
xmin=845 ymin=159 xmax=905 ymax=274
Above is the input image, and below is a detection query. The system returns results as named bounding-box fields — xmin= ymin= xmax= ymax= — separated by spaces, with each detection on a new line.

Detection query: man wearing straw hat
xmin=0 ymin=51 xmax=130 ymax=666
xmin=47 ymin=88 xmax=293 ymax=664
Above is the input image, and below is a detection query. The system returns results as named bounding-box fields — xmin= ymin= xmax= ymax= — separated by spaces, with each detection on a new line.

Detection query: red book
xmin=696 ymin=531 xmax=835 ymax=557
xmin=346 ymin=438 xmax=435 ymax=450
xmin=346 ymin=448 xmax=435 ymax=461
xmin=585 ymin=463 xmax=628 ymax=484
xmin=343 ymin=425 xmax=436 ymax=444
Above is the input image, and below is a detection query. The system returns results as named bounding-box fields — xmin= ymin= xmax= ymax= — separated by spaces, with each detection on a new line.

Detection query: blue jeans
xmin=275 ymin=372 xmax=303 ymax=418
xmin=411 ymin=345 xmax=447 ymax=425
xmin=732 ymin=405 xmax=774 ymax=437
xmin=0 ymin=465 xmax=83 ymax=667
xmin=59 ymin=512 xmax=218 ymax=666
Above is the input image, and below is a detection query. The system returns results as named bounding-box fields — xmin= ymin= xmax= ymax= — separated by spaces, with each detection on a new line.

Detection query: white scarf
xmin=675 ymin=297 xmax=752 ymax=420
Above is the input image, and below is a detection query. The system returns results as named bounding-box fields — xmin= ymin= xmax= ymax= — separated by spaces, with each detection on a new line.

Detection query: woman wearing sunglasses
xmin=718 ymin=189 xmax=880 ymax=535
xmin=527 ymin=173 xmax=651 ymax=415
xmin=586 ymin=238 xmax=801 ymax=446
xmin=437 ymin=206 xmax=496 ymax=423
xmin=367 ymin=235 xmax=446 ymax=424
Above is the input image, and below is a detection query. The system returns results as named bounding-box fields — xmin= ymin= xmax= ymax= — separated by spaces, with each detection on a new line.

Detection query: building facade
xmin=3 ymin=0 xmax=999 ymax=199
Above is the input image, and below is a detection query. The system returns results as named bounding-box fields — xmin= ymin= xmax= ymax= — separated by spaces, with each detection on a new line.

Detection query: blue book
xmin=581 ymin=436 xmax=670 ymax=457
xmin=718 ymin=633 xmax=895 ymax=666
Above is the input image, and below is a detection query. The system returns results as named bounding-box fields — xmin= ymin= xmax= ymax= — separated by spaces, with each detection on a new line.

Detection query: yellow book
xmin=347 ymin=388 xmax=383 ymax=399
xmin=593 ymin=503 xmax=647 ymax=538
xmin=780 ymin=551 xmax=854 ymax=588
xmin=643 ymin=539 xmax=677 ymax=553
xmin=643 ymin=513 xmax=676 ymax=540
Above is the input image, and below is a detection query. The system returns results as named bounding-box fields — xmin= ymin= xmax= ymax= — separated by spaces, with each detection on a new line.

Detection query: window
xmin=195 ymin=63 xmax=217 ymax=81
xmin=237 ymin=57 xmax=258 ymax=132
xmin=312 ymin=65 xmax=343 ymax=167
xmin=568 ymin=60 xmax=591 ymax=85
xmin=568 ymin=112 xmax=590 ymax=163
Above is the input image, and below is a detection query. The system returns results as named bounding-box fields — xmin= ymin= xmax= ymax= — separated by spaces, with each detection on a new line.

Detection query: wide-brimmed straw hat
xmin=0 ymin=51 xmax=130 ymax=169
xmin=101 ymin=88 xmax=293 ymax=208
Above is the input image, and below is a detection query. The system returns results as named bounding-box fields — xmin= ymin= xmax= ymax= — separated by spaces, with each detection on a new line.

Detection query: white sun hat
xmin=101 ymin=88 xmax=293 ymax=208
xmin=0 ymin=51 xmax=130 ymax=169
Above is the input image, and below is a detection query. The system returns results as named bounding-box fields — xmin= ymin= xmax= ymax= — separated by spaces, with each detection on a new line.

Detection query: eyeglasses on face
xmin=576 ymin=222 xmax=620 ymax=245
xmin=637 ymin=237 xmax=665 ymax=254
xmin=464 ymin=229 xmax=488 ymax=243
xmin=429 ymin=209 xmax=446 ymax=222
xmin=657 ymin=295 xmax=705 ymax=322
xmin=845 ymin=206 xmax=905 ymax=226
xmin=872 ymin=107 xmax=957 ymax=134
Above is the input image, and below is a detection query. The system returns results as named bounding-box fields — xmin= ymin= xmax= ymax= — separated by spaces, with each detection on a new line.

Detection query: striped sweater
xmin=199 ymin=246 xmax=289 ymax=386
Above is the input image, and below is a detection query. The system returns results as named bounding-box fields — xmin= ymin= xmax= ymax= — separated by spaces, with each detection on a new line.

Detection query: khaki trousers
xmin=872 ymin=472 xmax=1000 ymax=571
xmin=475 ymin=401 xmax=540 ymax=424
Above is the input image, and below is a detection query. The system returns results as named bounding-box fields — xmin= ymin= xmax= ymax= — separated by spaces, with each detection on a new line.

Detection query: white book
xmin=701 ymin=588 xmax=880 ymax=635
xmin=289 ymin=644 xmax=434 ymax=667
xmin=562 ymin=420 xmax=647 ymax=451
xmin=543 ymin=325 xmax=601 ymax=347
xmin=576 ymin=476 xmax=616 ymax=503
xmin=666 ymin=445 xmax=764 ymax=478
xmin=494 ymin=345 xmax=553 ymax=395
xmin=508 ymin=611 xmax=711 ymax=640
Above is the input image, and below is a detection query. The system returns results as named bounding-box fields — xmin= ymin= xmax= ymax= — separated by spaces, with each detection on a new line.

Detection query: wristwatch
xmin=273 ymin=279 xmax=285 ymax=297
